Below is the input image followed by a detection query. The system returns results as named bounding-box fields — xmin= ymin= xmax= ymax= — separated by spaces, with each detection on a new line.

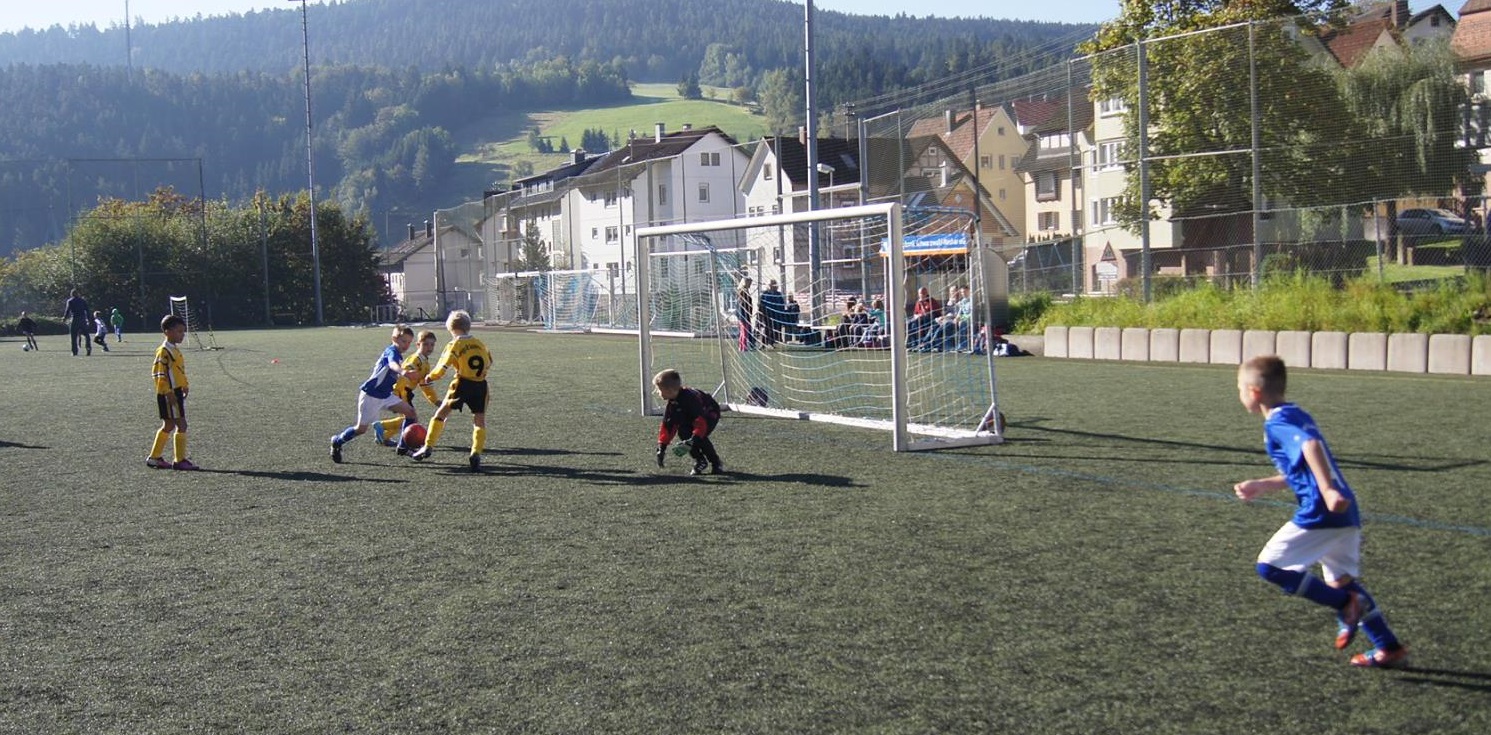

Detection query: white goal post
xmin=636 ymin=202 xmax=1004 ymax=452
xmin=168 ymin=295 xmax=219 ymax=351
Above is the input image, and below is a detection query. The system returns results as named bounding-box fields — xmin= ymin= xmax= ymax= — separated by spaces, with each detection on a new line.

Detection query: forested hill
xmin=0 ymin=0 xmax=1092 ymax=92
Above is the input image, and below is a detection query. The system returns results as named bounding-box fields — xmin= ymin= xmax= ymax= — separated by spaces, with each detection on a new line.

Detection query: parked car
xmin=1395 ymin=208 xmax=1470 ymax=236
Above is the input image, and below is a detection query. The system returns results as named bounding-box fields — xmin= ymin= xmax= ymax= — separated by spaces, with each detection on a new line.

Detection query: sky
xmin=0 ymin=1 xmax=1447 ymax=35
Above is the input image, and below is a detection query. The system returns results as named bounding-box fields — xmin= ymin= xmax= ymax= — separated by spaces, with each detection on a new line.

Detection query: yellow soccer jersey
xmin=397 ymin=351 xmax=441 ymax=405
xmin=152 ymin=340 xmax=188 ymax=395
xmin=427 ymin=334 xmax=492 ymax=383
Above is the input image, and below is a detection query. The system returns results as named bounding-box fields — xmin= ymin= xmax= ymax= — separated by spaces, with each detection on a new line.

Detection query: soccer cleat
xmin=710 ymin=462 xmax=726 ymax=475
xmin=330 ymin=439 xmax=343 ymax=464
xmin=410 ymin=446 xmax=431 ymax=462
xmin=1334 ymin=619 xmax=1359 ymax=651
xmin=145 ymin=457 xmax=171 ymax=469
xmin=1350 ymin=646 xmax=1410 ymax=669
xmin=469 ymin=453 xmax=481 ymax=473
xmin=690 ymin=458 xmax=709 ymax=476
xmin=171 ymin=459 xmax=200 ymax=471
xmin=372 ymin=422 xmax=386 ymax=445
xmin=396 ymin=445 xmax=409 ymax=456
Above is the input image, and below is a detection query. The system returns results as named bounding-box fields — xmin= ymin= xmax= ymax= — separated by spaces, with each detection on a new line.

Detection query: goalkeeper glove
xmin=655 ymin=443 xmax=667 ymax=467
xmin=672 ymin=438 xmax=694 ymax=457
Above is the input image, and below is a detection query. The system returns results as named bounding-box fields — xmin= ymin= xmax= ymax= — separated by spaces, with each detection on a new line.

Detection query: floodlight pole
xmin=804 ymin=1 xmax=823 ymax=317
xmin=293 ymin=0 xmax=324 ymax=325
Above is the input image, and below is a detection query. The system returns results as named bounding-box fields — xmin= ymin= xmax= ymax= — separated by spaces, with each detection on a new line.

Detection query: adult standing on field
xmin=735 ymin=276 xmax=755 ymax=351
xmin=62 ymin=288 xmax=91 ymax=356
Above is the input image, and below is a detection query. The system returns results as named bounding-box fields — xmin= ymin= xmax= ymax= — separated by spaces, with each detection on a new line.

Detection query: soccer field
xmin=3 ymin=327 xmax=1489 ymax=733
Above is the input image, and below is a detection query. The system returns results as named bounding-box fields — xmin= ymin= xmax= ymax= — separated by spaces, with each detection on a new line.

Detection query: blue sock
xmin=1351 ymin=582 xmax=1402 ymax=651
xmin=1256 ymin=564 xmax=1350 ymax=609
xmin=336 ymin=426 xmax=359 ymax=444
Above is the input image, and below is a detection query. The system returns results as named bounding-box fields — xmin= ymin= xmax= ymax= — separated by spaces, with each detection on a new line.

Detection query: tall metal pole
xmin=1136 ymin=37 xmax=1153 ymax=303
xmin=1248 ymin=21 xmax=1264 ymax=288
xmin=294 ymin=0 xmax=324 ymax=325
xmin=804 ymin=1 xmax=823 ymax=316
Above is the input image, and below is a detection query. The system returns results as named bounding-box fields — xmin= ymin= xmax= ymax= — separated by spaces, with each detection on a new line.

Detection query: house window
xmin=1472 ymin=71 xmax=1487 ymax=96
xmin=1092 ymin=197 xmax=1120 ymax=226
xmin=700 ymin=151 xmax=721 ymax=166
xmin=1099 ymin=97 xmax=1128 ymax=116
xmin=591 ymin=227 xmax=599 ymax=239
xmin=698 ymin=182 xmax=710 ymax=203
xmin=1035 ymin=171 xmax=1059 ymax=202
xmin=659 ymin=184 xmax=668 ymax=205
xmin=1038 ymin=211 xmax=1060 ymax=231
xmin=605 ymin=226 xmax=619 ymax=242
xmin=980 ymin=154 xmax=992 ymax=169
xmin=998 ymin=154 xmax=1006 ymax=170
xmin=997 ymin=126 xmax=1005 ymax=136
xmin=763 ymin=164 xmax=773 ymax=180
xmin=603 ymin=189 xmax=618 ymax=206
xmin=999 ymin=188 xmax=1006 ymax=201
xmin=1039 ymin=132 xmax=1070 ymax=151
xmin=1096 ymin=141 xmax=1123 ymax=171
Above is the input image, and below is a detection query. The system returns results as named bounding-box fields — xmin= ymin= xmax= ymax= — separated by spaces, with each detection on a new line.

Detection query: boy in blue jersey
xmin=1234 ymin=355 xmax=1408 ymax=668
xmin=330 ymin=326 xmax=420 ymax=463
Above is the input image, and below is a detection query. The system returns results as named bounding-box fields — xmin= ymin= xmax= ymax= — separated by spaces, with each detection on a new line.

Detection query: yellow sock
xmin=472 ymin=426 xmax=486 ymax=456
xmin=425 ymin=418 xmax=446 ymax=448
xmin=149 ymin=429 xmax=170 ymax=459
xmin=378 ymin=417 xmax=403 ymax=439
xmin=172 ymin=431 xmax=188 ymax=463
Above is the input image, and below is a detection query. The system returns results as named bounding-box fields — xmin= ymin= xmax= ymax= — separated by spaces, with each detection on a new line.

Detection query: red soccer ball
xmin=401 ymin=422 xmax=428 ymax=447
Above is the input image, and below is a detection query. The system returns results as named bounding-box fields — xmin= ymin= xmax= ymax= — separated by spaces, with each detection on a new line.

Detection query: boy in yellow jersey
xmin=373 ymin=329 xmax=441 ymax=453
xmin=146 ymin=314 xmax=198 ymax=470
xmin=410 ymin=310 xmax=492 ymax=472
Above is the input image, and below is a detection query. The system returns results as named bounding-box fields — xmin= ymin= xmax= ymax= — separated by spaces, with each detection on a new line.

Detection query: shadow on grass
xmin=424 ymin=457 xmax=863 ymax=488
xmin=199 ymin=468 xmax=407 ymax=484
xmin=1015 ymin=418 xmax=1486 ymax=473
xmin=0 ymin=439 xmax=47 ymax=450
xmin=1397 ymin=664 xmax=1491 ymax=692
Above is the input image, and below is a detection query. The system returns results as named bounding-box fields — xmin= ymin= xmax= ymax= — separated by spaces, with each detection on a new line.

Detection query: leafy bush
xmin=1020 ymin=270 xmax=1491 ymax=336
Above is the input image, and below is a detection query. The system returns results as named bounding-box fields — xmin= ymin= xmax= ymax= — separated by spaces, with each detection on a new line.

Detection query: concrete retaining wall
xmin=1040 ymin=325 xmax=1487 ymax=376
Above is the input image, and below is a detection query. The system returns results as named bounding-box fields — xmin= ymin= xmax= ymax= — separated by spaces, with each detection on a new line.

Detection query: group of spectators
xmin=734 ymin=278 xmax=1023 ymax=356
xmin=735 ymin=277 xmax=802 ymax=350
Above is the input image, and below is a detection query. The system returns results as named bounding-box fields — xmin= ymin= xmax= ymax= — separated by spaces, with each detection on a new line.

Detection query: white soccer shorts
xmin=1256 ymin=522 xmax=1362 ymax=583
xmin=355 ymin=392 xmax=408 ymax=427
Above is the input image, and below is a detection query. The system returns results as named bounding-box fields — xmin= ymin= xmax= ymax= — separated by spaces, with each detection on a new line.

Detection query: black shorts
xmin=443 ymin=378 xmax=488 ymax=414
xmin=156 ymin=389 xmax=186 ymax=421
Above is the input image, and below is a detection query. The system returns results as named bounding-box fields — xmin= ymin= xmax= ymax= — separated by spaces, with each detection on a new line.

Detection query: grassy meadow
xmin=1 ymin=327 xmax=1489 ymax=733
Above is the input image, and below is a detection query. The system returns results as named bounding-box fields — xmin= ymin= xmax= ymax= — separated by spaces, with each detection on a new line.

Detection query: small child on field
xmin=146 ymin=314 xmax=198 ymax=470
xmin=330 ymin=326 xmax=420 ymax=464
xmin=653 ymin=369 xmax=724 ymax=476
xmin=91 ymin=311 xmax=111 ymax=352
xmin=1234 ymin=355 xmax=1408 ymax=668
xmin=17 ymin=311 xmax=38 ymax=350
xmin=410 ymin=311 xmax=492 ymax=472
xmin=373 ymin=329 xmax=441 ymax=453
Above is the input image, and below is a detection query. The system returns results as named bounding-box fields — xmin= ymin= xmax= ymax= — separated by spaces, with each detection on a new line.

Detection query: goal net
xmin=484 ymin=269 xmax=637 ymax=330
xmin=168 ymin=295 xmax=219 ymax=351
xmin=636 ymin=202 xmax=1004 ymax=451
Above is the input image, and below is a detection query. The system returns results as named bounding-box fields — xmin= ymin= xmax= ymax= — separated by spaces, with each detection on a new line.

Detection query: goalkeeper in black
xmin=653 ymin=369 xmax=725 ymax=476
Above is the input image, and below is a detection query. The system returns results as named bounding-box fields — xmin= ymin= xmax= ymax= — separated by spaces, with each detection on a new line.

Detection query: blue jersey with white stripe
xmin=359 ymin=344 xmax=405 ymax=399
xmin=1263 ymin=403 xmax=1360 ymax=529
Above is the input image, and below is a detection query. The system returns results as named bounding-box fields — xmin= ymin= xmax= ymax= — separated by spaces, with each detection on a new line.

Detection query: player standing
xmin=1233 ymin=355 xmax=1409 ymax=668
xmin=146 ymin=315 xmax=198 ymax=470
xmin=410 ymin=311 xmax=492 ymax=472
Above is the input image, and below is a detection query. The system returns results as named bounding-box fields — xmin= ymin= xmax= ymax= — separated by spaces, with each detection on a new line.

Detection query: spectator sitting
xmin=829 ymin=298 xmax=870 ymax=349
xmin=781 ymin=293 xmax=805 ymax=342
xmin=857 ymin=298 xmax=889 ymax=348
xmin=907 ymin=287 xmax=941 ymax=346
xmin=920 ymin=286 xmax=971 ymax=351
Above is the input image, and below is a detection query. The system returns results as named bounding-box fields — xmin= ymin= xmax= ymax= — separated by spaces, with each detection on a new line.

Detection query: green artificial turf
xmin=2 ymin=328 xmax=1487 ymax=733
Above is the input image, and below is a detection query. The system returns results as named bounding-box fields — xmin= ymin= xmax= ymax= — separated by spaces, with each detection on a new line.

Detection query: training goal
xmin=168 ymin=295 xmax=219 ymax=351
xmin=636 ymin=201 xmax=1005 ymax=452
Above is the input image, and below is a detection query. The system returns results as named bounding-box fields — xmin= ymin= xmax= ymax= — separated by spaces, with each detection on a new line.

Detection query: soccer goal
xmin=168 ymin=295 xmax=219 ymax=351
xmin=636 ymin=202 xmax=1005 ymax=452
xmin=484 ymin=269 xmax=631 ymax=331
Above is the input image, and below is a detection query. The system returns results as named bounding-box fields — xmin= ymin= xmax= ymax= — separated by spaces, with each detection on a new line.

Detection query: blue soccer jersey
xmin=359 ymin=344 xmax=405 ymax=399
xmin=1263 ymin=403 xmax=1360 ymax=529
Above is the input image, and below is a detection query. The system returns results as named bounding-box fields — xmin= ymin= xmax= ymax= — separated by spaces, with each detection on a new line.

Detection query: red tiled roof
xmin=1463 ymin=0 xmax=1491 ymax=15
xmin=1454 ymin=10 xmax=1491 ymax=64
xmin=1322 ymin=18 xmax=1394 ymax=68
